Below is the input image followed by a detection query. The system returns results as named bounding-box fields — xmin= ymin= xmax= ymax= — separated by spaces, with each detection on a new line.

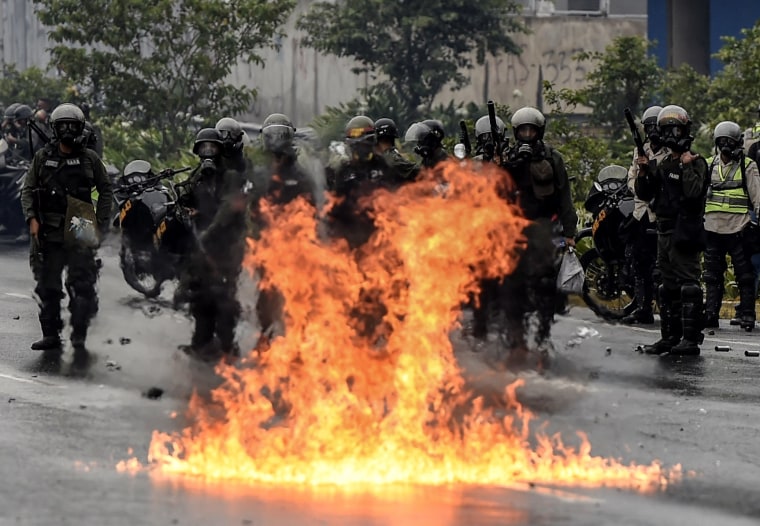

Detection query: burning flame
xmin=119 ymin=160 xmax=680 ymax=491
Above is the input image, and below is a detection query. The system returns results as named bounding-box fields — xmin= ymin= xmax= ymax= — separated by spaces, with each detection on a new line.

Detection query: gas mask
xmin=200 ymin=158 xmax=217 ymax=176
xmin=644 ymin=123 xmax=662 ymax=150
xmin=660 ymin=125 xmax=692 ymax=154
xmin=55 ymin=121 xmax=83 ymax=148
xmin=716 ymin=138 xmax=743 ymax=161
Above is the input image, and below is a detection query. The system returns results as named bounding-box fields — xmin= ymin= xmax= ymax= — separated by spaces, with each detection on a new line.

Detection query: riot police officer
xmin=635 ymin=105 xmax=709 ymax=356
xmin=326 ymin=115 xmax=395 ymax=248
xmin=177 ymin=128 xmax=248 ymax=358
xmin=473 ymin=114 xmax=506 ymax=162
xmin=622 ymin=105 xmax=668 ymax=325
xmin=20 ymin=103 xmax=113 ymax=366
xmin=215 ymin=117 xmax=249 ymax=174
xmin=495 ymin=106 xmax=577 ymax=363
xmin=5 ymin=103 xmax=34 ymax=162
xmin=374 ymin=117 xmax=419 ymax=182
xmin=405 ymin=119 xmax=449 ymax=168
xmin=250 ymin=113 xmax=318 ymax=342
xmin=702 ymin=121 xmax=760 ymax=331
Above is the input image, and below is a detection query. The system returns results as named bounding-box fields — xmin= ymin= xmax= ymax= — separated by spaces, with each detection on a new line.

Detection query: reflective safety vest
xmin=704 ymin=156 xmax=754 ymax=214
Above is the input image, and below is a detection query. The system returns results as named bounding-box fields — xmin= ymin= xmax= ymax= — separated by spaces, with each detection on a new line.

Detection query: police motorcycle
xmin=0 ymin=138 xmax=31 ymax=239
xmin=114 ymin=160 xmax=192 ymax=298
xmin=575 ymin=165 xmax=637 ymax=320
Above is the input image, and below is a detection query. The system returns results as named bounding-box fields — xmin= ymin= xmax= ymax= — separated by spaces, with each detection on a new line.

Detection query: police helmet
xmin=261 ymin=121 xmax=295 ymax=155
xmin=13 ymin=104 xmax=33 ymax=122
xmin=3 ymin=103 xmax=20 ymax=120
xmin=511 ymin=106 xmax=546 ymax=142
xmin=192 ymin=127 xmax=223 ymax=158
xmin=263 ymin=113 xmax=295 ymax=130
xmin=374 ymin=118 xmax=398 ymax=141
xmin=713 ymin=121 xmax=743 ymax=153
xmin=50 ymin=103 xmax=86 ymax=141
xmin=641 ymin=105 xmax=663 ymax=126
xmin=215 ymin=117 xmax=245 ymax=154
xmin=475 ymin=115 xmax=506 ymax=141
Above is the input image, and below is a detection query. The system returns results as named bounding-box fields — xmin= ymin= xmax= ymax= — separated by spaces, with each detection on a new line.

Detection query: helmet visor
xmin=196 ymin=141 xmax=221 ymax=158
xmin=515 ymin=124 xmax=539 ymax=142
xmin=662 ymin=125 xmax=686 ymax=139
xmin=262 ymin=124 xmax=294 ymax=153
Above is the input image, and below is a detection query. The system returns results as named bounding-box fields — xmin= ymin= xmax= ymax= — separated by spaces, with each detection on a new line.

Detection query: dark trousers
xmin=703 ymin=230 xmax=756 ymax=320
xmin=625 ymin=216 xmax=657 ymax=313
xmin=30 ymin=240 xmax=98 ymax=338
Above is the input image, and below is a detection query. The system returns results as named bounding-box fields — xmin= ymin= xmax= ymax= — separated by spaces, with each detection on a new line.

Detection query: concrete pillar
xmin=669 ymin=0 xmax=710 ymax=75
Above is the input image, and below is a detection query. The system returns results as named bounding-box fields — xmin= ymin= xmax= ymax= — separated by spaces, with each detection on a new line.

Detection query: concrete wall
xmin=436 ymin=16 xmax=646 ymax=113
xmin=1 ymin=0 xmax=645 ymax=127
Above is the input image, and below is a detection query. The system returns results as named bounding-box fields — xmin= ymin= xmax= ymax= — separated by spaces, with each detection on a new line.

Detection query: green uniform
xmin=20 ymin=143 xmax=112 ymax=347
xmin=381 ymin=147 xmax=419 ymax=182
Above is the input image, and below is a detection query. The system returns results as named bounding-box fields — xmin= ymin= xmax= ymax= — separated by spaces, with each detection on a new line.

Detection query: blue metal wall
xmin=648 ymin=0 xmax=760 ymax=75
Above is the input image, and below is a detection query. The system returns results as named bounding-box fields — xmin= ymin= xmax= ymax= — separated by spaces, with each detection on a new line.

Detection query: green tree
xmin=0 ymin=65 xmax=74 ymax=108
xmin=575 ymin=36 xmax=661 ymax=137
xmin=297 ymin=0 xmax=525 ymax=121
xmin=709 ymin=21 xmax=760 ymax=127
xmin=33 ymin=0 xmax=295 ymax=156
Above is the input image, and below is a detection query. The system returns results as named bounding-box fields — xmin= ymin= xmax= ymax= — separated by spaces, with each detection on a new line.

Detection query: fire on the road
xmin=118 ymin=161 xmax=681 ymax=491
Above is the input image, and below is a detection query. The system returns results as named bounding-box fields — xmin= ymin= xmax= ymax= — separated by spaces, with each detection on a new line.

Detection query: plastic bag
xmin=556 ymin=247 xmax=584 ymax=295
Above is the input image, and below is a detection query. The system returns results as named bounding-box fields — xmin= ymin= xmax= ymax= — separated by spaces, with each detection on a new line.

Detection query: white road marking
xmin=4 ymin=292 xmax=34 ymax=301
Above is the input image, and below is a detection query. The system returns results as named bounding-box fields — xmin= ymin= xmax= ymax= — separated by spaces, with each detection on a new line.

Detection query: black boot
xmin=703 ymin=282 xmax=723 ymax=329
xmin=622 ymin=276 xmax=655 ymax=324
xmin=670 ymin=283 xmax=704 ymax=356
xmin=31 ymin=335 xmax=62 ymax=351
xmin=738 ymin=278 xmax=756 ymax=332
xmin=644 ymin=286 xmax=682 ymax=355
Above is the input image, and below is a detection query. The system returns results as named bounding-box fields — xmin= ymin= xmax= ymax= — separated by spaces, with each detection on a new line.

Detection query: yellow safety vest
xmin=704 ymin=156 xmax=753 ymax=214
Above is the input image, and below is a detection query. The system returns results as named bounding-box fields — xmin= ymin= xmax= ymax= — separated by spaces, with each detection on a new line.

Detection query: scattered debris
xmin=8 ymin=398 xmax=15 ymax=403
xmin=106 ymin=360 xmax=122 ymax=371
xmin=119 ymin=337 xmax=131 ymax=345
xmin=715 ymin=345 xmax=731 ymax=352
xmin=698 ymin=408 xmax=707 ymax=414
xmin=142 ymin=304 xmax=162 ymax=318
xmin=745 ymin=350 xmax=760 ymax=358
xmin=143 ymin=387 xmax=164 ymax=400
xmin=12 ymin=315 xmax=19 ymax=320
xmin=605 ymin=347 xmax=612 ymax=356
xmin=708 ymin=330 xmax=715 ymax=336
xmin=635 ymin=345 xmax=643 ymax=353
xmin=79 ymin=405 xmax=87 ymax=410
xmin=567 ymin=326 xmax=601 ymax=347
xmin=104 ymin=338 xmax=113 ymax=345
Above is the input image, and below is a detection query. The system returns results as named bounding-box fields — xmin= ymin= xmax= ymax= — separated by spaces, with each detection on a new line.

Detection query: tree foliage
xmin=297 ymin=0 xmax=525 ymax=121
xmin=709 ymin=21 xmax=760 ymax=125
xmin=0 ymin=65 xmax=74 ymax=108
xmin=33 ymin=0 xmax=295 ymax=155
xmin=574 ymin=36 xmax=661 ymax=136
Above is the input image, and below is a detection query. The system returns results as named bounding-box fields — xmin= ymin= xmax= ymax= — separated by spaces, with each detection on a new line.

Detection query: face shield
xmin=261 ymin=124 xmax=294 ymax=155
xmin=196 ymin=141 xmax=222 ymax=159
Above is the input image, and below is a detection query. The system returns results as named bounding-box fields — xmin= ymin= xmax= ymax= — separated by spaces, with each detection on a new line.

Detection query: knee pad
xmin=702 ymin=267 xmax=723 ymax=286
xmin=658 ymin=284 xmax=679 ymax=303
xmin=680 ymin=283 xmax=702 ymax=303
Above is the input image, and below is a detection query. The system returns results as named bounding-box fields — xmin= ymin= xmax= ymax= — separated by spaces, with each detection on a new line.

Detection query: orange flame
xmin=133 ymin=160 xmax=680 ymax=491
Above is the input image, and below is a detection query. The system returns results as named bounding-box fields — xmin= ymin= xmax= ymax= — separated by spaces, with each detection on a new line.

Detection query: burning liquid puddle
xmin=118 ymin=162 xmax=681 ymax=492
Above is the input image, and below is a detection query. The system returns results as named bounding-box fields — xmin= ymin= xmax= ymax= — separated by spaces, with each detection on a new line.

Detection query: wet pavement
xmin=1 ymin=239 xmax=760 ymax=525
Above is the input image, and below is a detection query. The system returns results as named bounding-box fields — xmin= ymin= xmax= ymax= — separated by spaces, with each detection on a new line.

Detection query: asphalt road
xmin=1 ymin=238 xmax=760 ymax=525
